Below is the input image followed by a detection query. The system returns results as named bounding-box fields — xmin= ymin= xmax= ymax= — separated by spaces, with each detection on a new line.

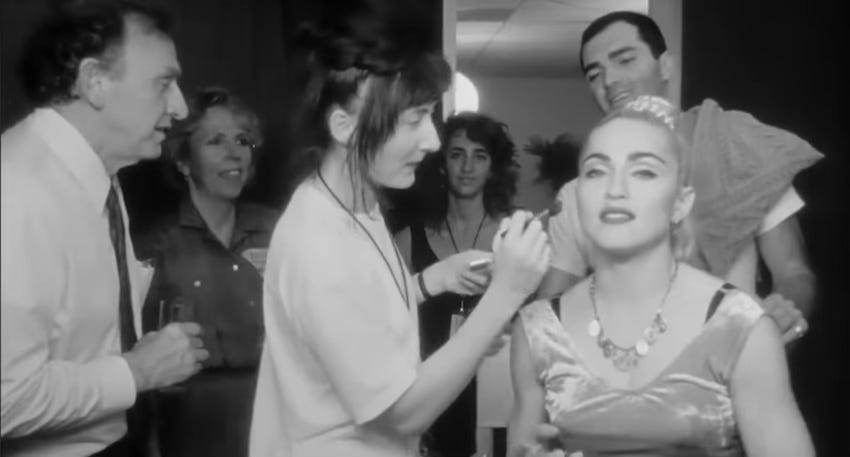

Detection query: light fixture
xmin=453 ymin=72 xmax=479 ymax=113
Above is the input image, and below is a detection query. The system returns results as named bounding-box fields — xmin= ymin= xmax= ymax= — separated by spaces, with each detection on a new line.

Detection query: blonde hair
xmin=597 ymin=95 xmax=691 ymax=186
xmin=591 ymin=95 xmax=695 ymax=260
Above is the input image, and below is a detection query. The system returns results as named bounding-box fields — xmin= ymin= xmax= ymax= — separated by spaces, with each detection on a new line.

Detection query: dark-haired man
xmin=539 ymin=11 xmax=822 ymax=343
xmin=1 ymin=2 xmax=208 ymax=456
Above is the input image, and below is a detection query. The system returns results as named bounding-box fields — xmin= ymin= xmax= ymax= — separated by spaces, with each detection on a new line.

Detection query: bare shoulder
xmin=557 ymin=276 xmax=592 ymax=318
xmin=677 ymin=263 xmax=728 ymax=296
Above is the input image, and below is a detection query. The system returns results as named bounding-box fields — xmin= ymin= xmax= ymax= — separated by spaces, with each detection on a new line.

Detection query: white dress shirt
xmin=1 ymin=109 xmax=151 ymax=456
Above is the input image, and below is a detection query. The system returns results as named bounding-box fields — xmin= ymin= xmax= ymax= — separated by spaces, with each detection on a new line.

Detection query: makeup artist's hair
xmin=290 ymin=0 xmax=451 ymax=194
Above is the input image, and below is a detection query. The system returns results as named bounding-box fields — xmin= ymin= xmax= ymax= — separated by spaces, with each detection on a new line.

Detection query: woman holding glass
xmin=508 ymin=96 xmax=813 ymax=457
xmin=138 ymin=87 xmax=278 ymax=457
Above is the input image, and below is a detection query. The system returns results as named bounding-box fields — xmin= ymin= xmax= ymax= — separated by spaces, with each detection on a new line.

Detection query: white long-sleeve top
xmin=1 ymin=109 xmax=151 ymax=456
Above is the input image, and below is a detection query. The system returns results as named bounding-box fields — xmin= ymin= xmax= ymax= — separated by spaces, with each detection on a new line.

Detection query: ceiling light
xmin=454 ymin=72 xmax=479 ymax=113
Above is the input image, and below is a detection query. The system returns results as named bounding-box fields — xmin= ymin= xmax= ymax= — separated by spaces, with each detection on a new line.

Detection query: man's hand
xmin=761 ymin=293 xmax=808 ymax=344
xmin=514 ymin=423 xmax=565 ymax=457
xmin=122 ymin=322 xmax=209 ymax=392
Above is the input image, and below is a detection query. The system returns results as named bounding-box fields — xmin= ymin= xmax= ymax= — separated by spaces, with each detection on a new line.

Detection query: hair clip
xmin=622 ymin=95 xmax=678 ymax=131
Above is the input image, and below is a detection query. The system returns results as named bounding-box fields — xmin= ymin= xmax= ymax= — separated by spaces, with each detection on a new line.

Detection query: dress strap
xmin=705 ymin=283 xmax=736 ymax=323
xmin=409 ymin=221 xmax=439 ymax=272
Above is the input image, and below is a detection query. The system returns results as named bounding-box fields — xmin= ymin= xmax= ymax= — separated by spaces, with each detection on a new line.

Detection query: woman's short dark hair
xmin=417 ymin=112 xmax=519 ymax=229
xmin=161 ymin=86 xmax=264 ymax=189
xmin=289 ymin=0 xmax=451 ymax=191
xmin=18 ymin=0 xmax=171 ymax=106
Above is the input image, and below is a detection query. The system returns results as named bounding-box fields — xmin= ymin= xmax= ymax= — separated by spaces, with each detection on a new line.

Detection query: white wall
xmin=649 ymin=0 xmax=683 ymax=106
xmin=468 ymin=75 xmax=601 ymax=212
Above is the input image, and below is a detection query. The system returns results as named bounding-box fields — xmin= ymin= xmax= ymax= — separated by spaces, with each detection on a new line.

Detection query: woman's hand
xmin=489 ymin=211 xmax=551 ymax=301
xmin=424 ymin=250 xmax=493 ymax=296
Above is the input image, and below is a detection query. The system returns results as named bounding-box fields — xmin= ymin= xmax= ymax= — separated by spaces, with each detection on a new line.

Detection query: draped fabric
xmin=683 ymin=99 xmax=823 ymax=276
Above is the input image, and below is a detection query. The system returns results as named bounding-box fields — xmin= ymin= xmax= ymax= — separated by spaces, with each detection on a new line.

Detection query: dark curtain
xmin=1 ymin=0 xmax=292 ymax=237
xmin=682 ymin=2 xmax=849 ymax=456
xmin=118 ymin=0 xmax=294 ymax=237
xmin=1 ymin=0 xmax=442 ymax=237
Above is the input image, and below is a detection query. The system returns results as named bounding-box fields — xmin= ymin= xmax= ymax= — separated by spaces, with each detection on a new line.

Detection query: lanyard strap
xmin=443 ymin=213 xmax=486 ymax=313
xmin=444 ymin=213 xmax=487 ymax=253
xmin=317 ymin=172 xmax=410 ymax=309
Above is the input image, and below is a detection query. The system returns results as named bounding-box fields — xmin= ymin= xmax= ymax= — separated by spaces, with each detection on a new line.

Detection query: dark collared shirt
xmin=139 ymin=198 xmax=278 ymax=367
xmin=135 ymin=197 xmax=278 ymax=457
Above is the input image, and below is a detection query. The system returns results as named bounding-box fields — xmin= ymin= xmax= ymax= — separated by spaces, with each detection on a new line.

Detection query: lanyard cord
xmin=444 ymin=213 xmax=487 ymax=253
xmin=317 ymin=172 xmax=410 ymax=309
xmin=443 ymin=212 xmax=486 ymax=313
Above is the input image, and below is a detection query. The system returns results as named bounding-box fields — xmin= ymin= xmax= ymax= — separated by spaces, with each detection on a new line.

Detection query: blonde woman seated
xmin=508 ymin=96 xmax=813 ymax=457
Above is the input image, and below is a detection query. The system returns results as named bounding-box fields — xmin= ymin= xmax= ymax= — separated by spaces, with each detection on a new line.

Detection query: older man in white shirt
xmin=1 ymin=2 xmax=208 ymax=456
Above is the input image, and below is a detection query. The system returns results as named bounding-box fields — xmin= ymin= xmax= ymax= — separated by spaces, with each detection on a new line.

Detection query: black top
xmin=409 ymin=220 xmax=477 ymax=457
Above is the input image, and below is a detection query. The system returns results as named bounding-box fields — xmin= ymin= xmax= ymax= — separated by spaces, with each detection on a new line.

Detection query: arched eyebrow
xmin=581 ymin=152 xmax=609 ymax=164
xmin=628 ymin=151 xmax=667 ymax=164
xmin=581 ymin=151 xmax=667 ymax=165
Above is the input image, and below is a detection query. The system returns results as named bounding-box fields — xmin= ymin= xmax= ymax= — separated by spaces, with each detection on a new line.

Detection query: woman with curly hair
xmin=396 ymin=111 xmax=520 ymax=457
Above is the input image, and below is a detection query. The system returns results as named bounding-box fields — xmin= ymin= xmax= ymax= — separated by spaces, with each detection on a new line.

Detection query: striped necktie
xmin=106 ymin=183 xmax=138 ymax=351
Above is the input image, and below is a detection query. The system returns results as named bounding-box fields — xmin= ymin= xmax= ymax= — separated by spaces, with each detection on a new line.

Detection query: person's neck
xmin=592 ymin=244 xmax=678 ymax=312
xmin=189 ymin=184 xmax=236 ymax=246
xmin=318 ymin=147 xmax=377 ymax=214
xmin=53 ymin=103 xmax=134 ymax=176
xmin=446 ymin=193 xmax=486 ymax=226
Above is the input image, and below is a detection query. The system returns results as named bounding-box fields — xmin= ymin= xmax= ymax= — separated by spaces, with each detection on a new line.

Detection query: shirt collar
xmin=177 ymin=196 xmax=268 ymax=247
xmin=177 ymin=197 xmax=208 ymax=230
xmin=29 ymin=108 xmax=112 ymax=211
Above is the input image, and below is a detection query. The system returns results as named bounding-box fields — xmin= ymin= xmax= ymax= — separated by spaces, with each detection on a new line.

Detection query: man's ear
xmin=328 ymin=105 xmax=357 ymax=146
xmin=658 ymin=51 xmax=676 ymax=84
xmin=75 ymin=57 xmax=109 ymax=109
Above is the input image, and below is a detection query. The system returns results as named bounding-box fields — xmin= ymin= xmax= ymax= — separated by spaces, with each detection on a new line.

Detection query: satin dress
xmin=518 ymin=286 xmax=764 ymax=457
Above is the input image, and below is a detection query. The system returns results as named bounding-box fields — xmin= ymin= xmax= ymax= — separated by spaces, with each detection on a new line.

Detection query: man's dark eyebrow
xmin=159 ymin=66 xmax=182 ymax=80
xmin=608 ymin=46 xmax=638 ymax=61
xmin=583 ymin=61 xmax=599 ymax=75
xmin=581 ymin=152 xmax=610 ymax=164
xmin=582 ymin=46 xmax=637 ymax=74
xmin=628 ymin=151 xmax=667 ymax=164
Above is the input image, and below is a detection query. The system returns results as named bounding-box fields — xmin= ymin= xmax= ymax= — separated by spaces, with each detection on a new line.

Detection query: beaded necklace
xmin=588 ymin=262 xmax=679 ymax=371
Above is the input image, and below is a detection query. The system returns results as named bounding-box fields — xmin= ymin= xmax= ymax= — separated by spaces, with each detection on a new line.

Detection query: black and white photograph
xmin=1 ymin=1 xmax=847 ymax=456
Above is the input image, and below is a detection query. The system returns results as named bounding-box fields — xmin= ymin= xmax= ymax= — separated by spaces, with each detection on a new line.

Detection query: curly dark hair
xmin=18 ymin=0 xmax=171 ymax=106
xmin=287 ymin=0 xmax=451 ymax=196
xmin=524 ymin=133 xmax=581 ymax=192
xmin=417 ymin=112 xmax=519 ymax=229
